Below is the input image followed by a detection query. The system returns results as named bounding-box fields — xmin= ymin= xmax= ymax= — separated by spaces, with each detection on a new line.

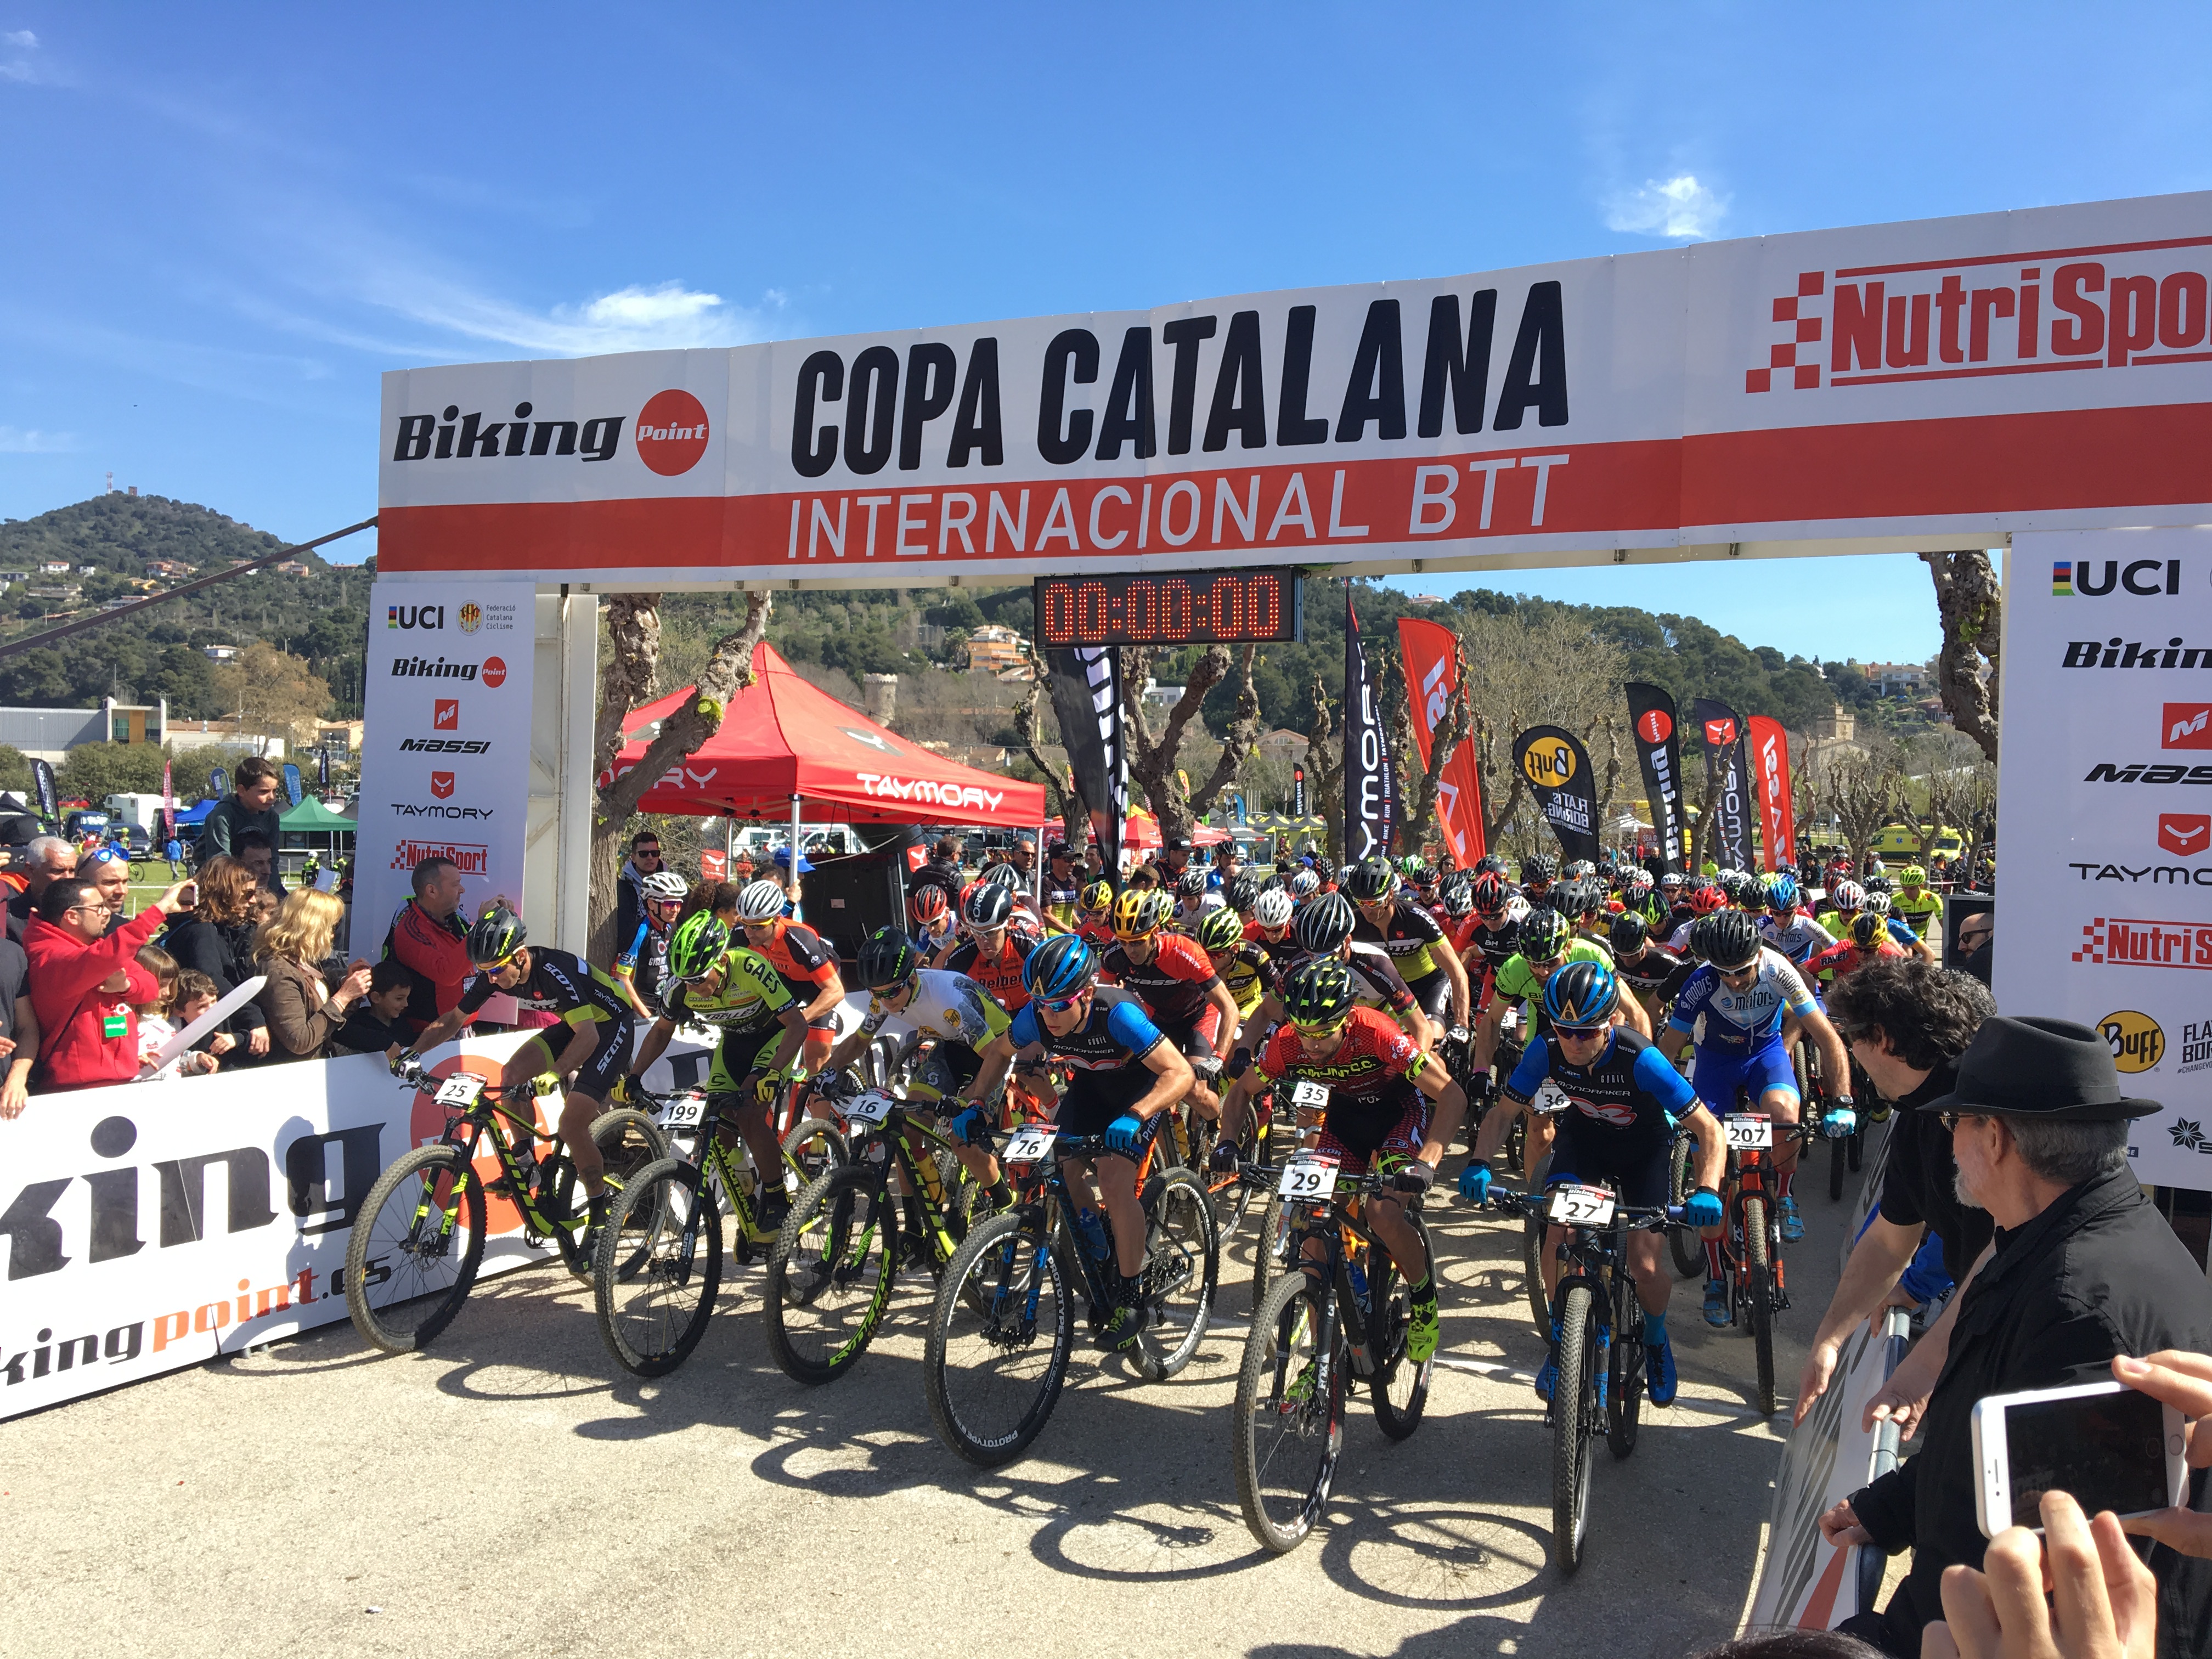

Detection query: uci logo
xmin=387 ymin=604 xmax=444 ymax=631
xmin=2098 ymin=1008 xmax=2165 ymax=1073
xmin=1520 ymin=736 xmax=1576 ymax=787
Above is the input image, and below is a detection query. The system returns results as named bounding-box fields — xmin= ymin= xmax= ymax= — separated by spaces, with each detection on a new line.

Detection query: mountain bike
xmin=1484 ymin=1185 xmax=1673 ymax=1573
xmin=1667 ymin=1108 xmax=1812 ymax=1415
xmin=346 ymin=1056 xmax=667 ymax=1354
xmin=1796 ymin=1039 xmax=1861 ymax=1201
xmin=591 ymin=1078 xmax=850 ymax=1378
xmin=761 ymin=1081 xmax=984 ymax=1385
xmin=923 ymin=1126 xmax=1219 ymax=1468
xmin=1232 ymin=1150 xmax=1435 ymax=1554
xmin=1249 ymin=1080 xmax=1330 ymax=1308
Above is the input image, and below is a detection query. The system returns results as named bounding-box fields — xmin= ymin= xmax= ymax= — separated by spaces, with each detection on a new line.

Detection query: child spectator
xmin=333 ymin=959 xmax=415 ymax=1056
xmin=133 ymin=946 xmax=216 ymax=1078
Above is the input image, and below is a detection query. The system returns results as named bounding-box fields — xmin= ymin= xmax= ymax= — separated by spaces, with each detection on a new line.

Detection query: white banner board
xmin=377 ymin=192 xmax=2212 ymax=586
xmin=354 ymin=579 xmax=534 ymax=959
xmin=1998 ymin=528 xmax=2212 ymax=1192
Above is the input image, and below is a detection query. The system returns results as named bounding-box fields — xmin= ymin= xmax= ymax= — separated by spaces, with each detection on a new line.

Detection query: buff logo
xmin=854 ymin=774 xmax=1006 ymax=812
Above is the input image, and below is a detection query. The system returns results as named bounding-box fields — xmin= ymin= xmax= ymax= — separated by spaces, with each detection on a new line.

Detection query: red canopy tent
xmin=1121 ymin=808 xmax=1232 ymax=853
xmin=606 ymin=642 xmax=1048 ymax=830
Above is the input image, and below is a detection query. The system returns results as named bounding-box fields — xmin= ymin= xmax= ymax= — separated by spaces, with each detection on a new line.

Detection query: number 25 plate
xmin=1004 ymin=1125 xmax=1057 ymax=1163
xmin=435 ymin=1074 xmax=487 ymax=1107
xmin=1725 ymin=1115 xmax=1773 ymax=1148
xmin=1547 ymin=1185 xmax=1616 ymax=1226
xmin=1278 ymin=1156 xmax=1340 ymax=1200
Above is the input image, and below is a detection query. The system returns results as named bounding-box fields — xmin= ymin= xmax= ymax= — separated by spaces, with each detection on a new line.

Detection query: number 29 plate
xmin=1278 ymin=1155 xmax=1340 ymax=1200
xmin=1547 ymin=1185 xmax=1617 ymax=1226
xmin=1003 ymin=1124 xmax=1057 ymax=1163
xmin=434 ymin=1073 xmax=487 ymax=1108
xmin=1725 ymin=1115 xmax=1773 ymax=1149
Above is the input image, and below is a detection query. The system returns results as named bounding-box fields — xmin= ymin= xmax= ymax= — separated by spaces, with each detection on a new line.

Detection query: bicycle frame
xmin=1244 ymin=1163 xmax=1400 ymax=1379
xmin=1006 ymin=1132 xmax=1166 ymax=1323
xmin=419 ymin=1070 xmax=573 ymax=1242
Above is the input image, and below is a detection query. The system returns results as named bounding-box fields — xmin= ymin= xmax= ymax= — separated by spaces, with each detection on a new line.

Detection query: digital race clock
xmin=1034 ymin=571 xmax=1304 ymax=648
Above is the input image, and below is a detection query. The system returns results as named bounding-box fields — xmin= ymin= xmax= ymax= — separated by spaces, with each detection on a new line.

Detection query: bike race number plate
xmin=844 ymin=1090 xmax=895 ymax=1126
xmin=1004 ymin=1124 xmax=1057 ymax=1163
xmin=1548 ymin=1184 xmax=1617 ymax=1227
xmin=435 ymin=1073 xmax=487 ymax=1108
xmin=1531 ymin=1080 xmax=1571 ymax=1116
xmin=657 ymin=1094 xmax=707 ymax=1128
xmin=1278 ymin=1154 xmax=1341 ymax=1201
xmin=1289 ymin=1080 xmax=1331 ymax=1111
xmin=1725 ymin=1114 xmax=1774 ymax=1150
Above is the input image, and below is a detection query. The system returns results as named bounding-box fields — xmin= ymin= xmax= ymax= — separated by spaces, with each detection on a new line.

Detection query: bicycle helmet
xmin=1660 ymin=871 xmax=1684 ymax=891
xmin=1851 ymin=912 xmax=1887 ymax=949
xmin=1765 ymin=873 xmax=1799 ymax=912
xmin=1899 ymin=864 xmax=1927 ymax=888
xmin=1024 ymin=932 xmax=1097 ymax=1001
xmin=1254 ymin=888 xmax=1295 ymax=929
xmin=1864 ymin=872 xmax=1895 ymax=895
xmin=1280 ymin=957 xmax=1356 ymax=1026
xmin=1521 ymin=853 xmax=1557 ymax=885
xmin=466 ymin=904 xmax=526 ymax=967
xmin=1469 ymin=871 xmax=1510 ymax=918
xmin=1440 ymin=871 xmax=1475 ymax=917
xmin=1225 ymin=872 xmax=1262 ymax=916
xmin=910 ymin=884 xmax=950 ymax=924
xmin=1689 ymin=883 xmax=1728 ymax=916
xmin=1565 ymin=859 xmax=1596 ymax=881
xmin=1829 ymin=879 xmax=1864 ymax=911
xmin=1696 ymin=910 xmax=1762 ymax=971
xmin=1175 ymin=866 xmax=1210 ymax=900
xmin=1344 ymin=856 xmax=1396 ymax=902
xmin=1400 ymin=854 xmax=1431 ymax=882
xmin=640 ymin=870 xmax=689 ymax=902
xmin=983 ymin=861 xmax=1024 ymax=890
xmin=735 ymin=879 xmax=787 ymax=923
xmin=1543 ymin=959 xmax=1620 ymax=1030
xmin=963 ymin=883 xmax=1014 ymax=929
xmin=1293 ymin=890 xmax=1357 ymax=955
xmin=1289 ymin=868 xmax=1320 ymax=898
xmin=1609 ymin=912 xmax=1649 ymax=955
xmin=1475 ymin=854 xmax=1508 ymax=876
xmin=1077 ymin=879 xmax=1114 ymax=915
xmin=1519 ymin=906 xmax=1571 ymax=963
xmin=1195 ymin=906 xmax=1245 ymax=954
xmin=666 ymin=911 xmax=729 ymax=981
xmin=1864 ymin=891 xmax=1894 ymax=917
xmin=857 ymin=926 xmax=919 ymax=991
xmin=1111 ymin=887 xmax=1173 ymax=940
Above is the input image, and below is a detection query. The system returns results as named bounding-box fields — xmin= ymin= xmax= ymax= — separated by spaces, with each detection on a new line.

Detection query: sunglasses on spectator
xmin=634 ymin=848 xmax=663 ymax=862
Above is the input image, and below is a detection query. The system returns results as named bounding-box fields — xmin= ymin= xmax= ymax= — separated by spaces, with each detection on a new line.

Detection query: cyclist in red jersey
xmin=943 ymin=883 xmax=1039 ymax=1013
xmin=1101 ymin=886 xmax=1239 ymax=1124
xmin=733 ymin=879 xmax=845 ymax=1069
xmin=1804 ymin=912 xmax=1908 ymax=987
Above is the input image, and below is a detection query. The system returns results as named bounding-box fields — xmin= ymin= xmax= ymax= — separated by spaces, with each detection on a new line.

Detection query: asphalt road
xmin=0 ymin=1148 xmax=1866 ymax=1659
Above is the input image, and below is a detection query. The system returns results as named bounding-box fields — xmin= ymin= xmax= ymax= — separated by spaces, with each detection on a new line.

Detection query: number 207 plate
xmin=1278 ymin=1156 xmax=1340 ymax=1200
xmin=435 ymin=1074 xmax=487 ymax=1107
xmin=1725 ymin=1115 xmax=1773 ymax=1149
xmin=1003 ymin=1125 xmax=1057 ymax=1163
xmin=1547 ymin=1186 xmax=1616 ymax=1226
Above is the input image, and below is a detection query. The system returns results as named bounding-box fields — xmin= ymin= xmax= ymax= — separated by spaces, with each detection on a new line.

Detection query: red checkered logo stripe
xmin=2072 ymin=916 xmax=2212 ymax=969
xmin=1747 ymin=272 xmax=1828 ymax=393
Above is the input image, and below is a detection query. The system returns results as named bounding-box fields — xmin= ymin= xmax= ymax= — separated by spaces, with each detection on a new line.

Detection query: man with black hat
xmin=1818 ymin=1015 xmax=2212 ymax=1657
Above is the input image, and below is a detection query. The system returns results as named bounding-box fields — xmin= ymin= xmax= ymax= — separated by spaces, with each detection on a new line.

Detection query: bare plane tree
xmin=1921 ymin=550 xmax=2002 ymax=763
xmin=1120 ymin=644 xmax=1261 ymax=844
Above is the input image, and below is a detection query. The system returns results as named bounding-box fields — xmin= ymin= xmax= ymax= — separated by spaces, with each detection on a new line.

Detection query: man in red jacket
xmin=383 ymin=856 xmax=474 ymax=1035
xmin=25 ymin=873 xmax=197 ymax=1091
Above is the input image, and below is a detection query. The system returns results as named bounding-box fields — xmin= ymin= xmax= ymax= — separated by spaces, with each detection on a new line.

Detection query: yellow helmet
xmin=1112 ymin=887 xmax=1172 ymax=940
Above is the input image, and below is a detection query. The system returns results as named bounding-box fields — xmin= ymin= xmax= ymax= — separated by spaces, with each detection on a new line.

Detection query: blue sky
xmin=5 ymin=4 xmax=2210 ymax=664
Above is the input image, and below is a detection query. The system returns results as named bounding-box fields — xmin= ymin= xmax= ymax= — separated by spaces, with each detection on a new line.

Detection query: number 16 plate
xmin=1278 ymin=1155 xmax=1340 ymax=1200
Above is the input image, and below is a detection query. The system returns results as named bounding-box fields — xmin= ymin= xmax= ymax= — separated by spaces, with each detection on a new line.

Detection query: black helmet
xmin=1225 ymin=872 xmax=1262 ymax=916
xmin=467 ymin=904 xmax=526 ymax=967
xmin=858 ymin=926 xmax=919 ymax=991
xmin=1344 ymin=857 xmax=1396 ymax=902
xmin=1294 ymin=890 xmax=1357 ymax=955
xmin=1850 ymin=911 xmax=1887 ymax=950
xmin=1522 ymin=853 xmax=1557 ymax=884
xmin=963 ymin=883 xmax=1013 ymax=929
xmin=1280 ymin=957 xmax=1356 ymax=1026
xmin=1176 ymin=867 xmax=1210 ymax=900
xmin=1693 ymin=910 xmax=1762 ymax=970
xmin=1609 ymin=912 xmax=1649 ymax=955
xmin=1519 ymin=906 xmax=1571 ymax=963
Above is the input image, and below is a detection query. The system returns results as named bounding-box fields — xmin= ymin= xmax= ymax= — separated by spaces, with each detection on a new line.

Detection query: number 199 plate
xmin=658 ymin=1096 xmax=707 ymax=1128
xmin=1547 ymin=1185 xmax=1617 ymax=1226
xmin=1278 ymin=1155 xmax=1340 ymax=1200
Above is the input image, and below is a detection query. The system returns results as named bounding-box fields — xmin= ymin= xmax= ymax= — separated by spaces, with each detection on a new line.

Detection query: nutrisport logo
xmin=390 ymin=390 xmax=710 ymax=476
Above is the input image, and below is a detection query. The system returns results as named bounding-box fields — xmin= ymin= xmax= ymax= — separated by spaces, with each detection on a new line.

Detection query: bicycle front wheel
xmin=1234 ymin=1268 xmax=1342 ymax=1554
xmin=924 ymin=1210 xmax=1074 ymax=1468
xmin=1743 ymin=1195 xmax=1776 ymax=1415
xmin=764 ymin=1163 xmax=896 ymax=1385
xmin=1251 ymin=1189 xmax=1291 ymax=1308
xmin=1666 ymin=1135 xmax=1703 ymax=1279
xmin=346 ymin=1144 xmax=486 ymax=1354
xmin=547 ymin=1107 xmax=670 ymax=1277
xmin=1372 ymin=1214 xmax=1434 ymax=1440
xmin=1520 ymin=1208 xmax=1550 ymax=1329
xmin=594 ymin=1158 xmax=724 ymax=1378
xmin=1131 ymin=1167 xmax=1219 ymax=1384
xmin=778 ymin=1114 xmax=849 ymax=1197
xmin=1550 ymin=1283 xmax=1598 ymax=1573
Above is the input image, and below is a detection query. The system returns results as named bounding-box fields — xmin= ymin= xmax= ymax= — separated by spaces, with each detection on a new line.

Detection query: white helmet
xmin=1254 ymin=889 xmax=1295 ymax=928
xmin=641 ymin=870 xmax=689 ymax=901
xmin=735 ymin=879 xmax=787 ymax=922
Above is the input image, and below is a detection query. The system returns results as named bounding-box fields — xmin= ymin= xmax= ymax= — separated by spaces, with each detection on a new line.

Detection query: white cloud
xmin=2 ymin=30 xmax=33 ymax=47
xmin=1606 ymin=174 xmax=1729 ymax=241
xmin=0 ymin=426 xmax=78 ymax=453
xmin=361 ymin=273 xmax=777 ymax=357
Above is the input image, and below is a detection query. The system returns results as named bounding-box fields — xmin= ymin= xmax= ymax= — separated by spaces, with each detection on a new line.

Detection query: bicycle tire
xmin=1372 ymin=1212 xmax=1433 ymax=1440
xmin=594 ymin=1157 xmax=723 ymax=1378
xmin=1520 ymin=1208 xmax=1550 ymax=1330
xmin=1744 ymin=1194 xmax=1776 ymax=1416
xmin=778 ymin=1114 xmax=849 ymax=1198
xmin=345 ymin=1144 xmax=486 ymax=1354
xmin=763 ymin=1163 xmax=896 ymax=1385
xmin=1666 ymin=1134 xmax=1702 ymax=1280
xmin=1233 ymin=1268 xmax=1342 ymax=1554
xmin=1606 ymin=1297 xmax=1642 ymax=1460
xmin=546 ymin=1107 xmax=669 ymax=1277
xmin=1251 ymin=1188 xmax=1290 ymax=1308
xmin=924 ymin=1210 xmax=1073 ymax=1468
xmin=1131 ymin=1167 xmax=1219 ymax=1384
xmin=1827 ymin=1126 xmax=1847 ymax=1201
xmin=1551 ymin=1282 xmax=1598 ymax=1573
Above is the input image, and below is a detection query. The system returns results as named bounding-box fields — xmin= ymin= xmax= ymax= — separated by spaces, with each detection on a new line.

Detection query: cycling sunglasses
xmin=1554 ymin=1022 xmax=1609 ymax=1041
xmin=1291 ymin=1014 xmax=1351 ymax=1038
xmin=1036 ymin=981 xmax=1093 ymax=1013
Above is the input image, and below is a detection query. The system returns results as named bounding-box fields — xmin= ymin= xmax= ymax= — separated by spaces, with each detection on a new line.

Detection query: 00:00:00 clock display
xmin=1037 ymin=574 xmax=1293 ymax=645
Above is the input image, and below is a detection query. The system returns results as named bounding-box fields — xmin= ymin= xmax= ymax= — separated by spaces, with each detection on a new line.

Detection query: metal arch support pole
xmin=789 ymin=792 xmax=803 ymax=921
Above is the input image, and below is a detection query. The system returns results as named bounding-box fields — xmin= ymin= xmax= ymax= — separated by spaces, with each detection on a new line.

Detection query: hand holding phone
xmin=2114 ymin=1351 xmax=2212 ymax=1561
xmin=1971 ymin=1378 xmax=2188 ymax=1539
xmin=1925 ymin=1487 xmax=2158 ymax=1659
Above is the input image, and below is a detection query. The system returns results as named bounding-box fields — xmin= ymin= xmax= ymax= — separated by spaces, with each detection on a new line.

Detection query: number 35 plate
xmin=1278 ymin=1154 xmax=1340 ymax=1200
xmin=1003 ymin=1124 xmax=1057 ymax=1163
xmin=1725 ymin=1114 xmax=1773 ymax=1149
xmin=1289 ymin=1080 xmax=1331 ymax=1111
xmin=1547 ymin=1185 xmax=1616 ymax=1226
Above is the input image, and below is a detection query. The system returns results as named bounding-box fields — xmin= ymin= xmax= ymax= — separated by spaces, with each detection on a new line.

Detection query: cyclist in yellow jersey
xmin=1890 ymin=864 xmax=1944 ymax=940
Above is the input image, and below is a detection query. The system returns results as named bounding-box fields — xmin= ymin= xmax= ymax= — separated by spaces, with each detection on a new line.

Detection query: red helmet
xmin=1470 ymin=871 xmax=1510 ymax=917
xmin=909 ymin=885 xmax=949 ymax=924
xmin=1689 ymin=884 xmax=1728 ymax=916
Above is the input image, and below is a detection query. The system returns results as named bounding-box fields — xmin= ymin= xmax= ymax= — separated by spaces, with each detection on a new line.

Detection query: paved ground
xmin=1 ymin=1152 xmax=1866 ymax=1659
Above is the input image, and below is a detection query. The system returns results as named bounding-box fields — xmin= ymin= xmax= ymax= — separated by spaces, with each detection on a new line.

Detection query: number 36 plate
xmin=1725 ymin=1114 xmax=1773 ymax=1149
xmin=1278 ymin=1155 xmax=1340 ymax=1200
xmin=1547 ymin=1185 xmax=1616 ymax=1226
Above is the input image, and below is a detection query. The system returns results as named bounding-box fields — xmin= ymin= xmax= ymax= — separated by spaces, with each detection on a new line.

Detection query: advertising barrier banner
xmin=1396 ymin=617 xmax=1485 ymax=865
xmin=1513 ymin=725 xmax=1600 ymax=866
xmin=1694 ymin=698 xmax=1753 ymax=871
xmin=1344 ymin=599 xmax=1396 ymax=864
xmin=354 ymin=580 xmax=534 ymax=956
xmin=1625 ymin=681 xmax=1687 ymax=873
xmin=1749 ymin=714 xmax=1797 ymax=873
xmin=1997 ymin=528 xmax=2212 ymax=1193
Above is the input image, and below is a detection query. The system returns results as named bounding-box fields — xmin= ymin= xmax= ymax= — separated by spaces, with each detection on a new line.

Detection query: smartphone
xmin=1970 ymin=1378 xmax=2188 ymax=1538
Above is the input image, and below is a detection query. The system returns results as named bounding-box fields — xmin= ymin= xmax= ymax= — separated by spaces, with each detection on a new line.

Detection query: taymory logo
xmin=635 ymin=390 xmax=712 ymax=476
xmin=1703 ymin=716 xmax=1737 ymax=747
xmin=430 ymin=771 xmax=455 ymax=799
xmin=2159 ymin=814 xmax=2212 ymax=856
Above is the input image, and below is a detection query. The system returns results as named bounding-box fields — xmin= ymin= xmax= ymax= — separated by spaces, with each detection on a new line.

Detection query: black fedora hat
xmin=1922 ymin=1015 xmax=2163 ymax=1121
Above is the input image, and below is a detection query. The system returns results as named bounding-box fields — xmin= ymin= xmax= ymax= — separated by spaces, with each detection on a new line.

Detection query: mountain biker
xmin=1195 ymin=903 xmax=1279 ymax=1056
xmin=734 ymin=878 xmax=846 ymax=1070
xmin=398 ymin=905 xmax=640 ymax=1244
xmin=1100 ymin=887 xmax=1240 ymax=1130
xmin=956 ymin=934 xmax=1196 ymax=1350
xmin=1609 ymin=912 xmax=1693 ymax=1028
xmin=613 ymin=868 xmax=689 ymax=1021
xmin=941 ymin=883 xmax=1041 ymax=1014
xmin=1455 ymin=871 xmax=1531 ymax=1016
xmin=1277 ymin=889 xmax=1427 ymax=1040
xmin=1520 ymin=853 xmax=1558 ymax=908
xmin=1170 ymin=865 xmax=1223 ymax=934
xmin=1344 ymin=856 xmax=1471 ymax=1047
xmin=1462 ymin=960 xmax=1725 ymax=1405
xmin=628 ymin=911 xmax=809 ymax=1229
xmin=1755 ymin=873 xmax=1835 ymax=970
xmin=1664 ymin=881 xmax=1729 ymax=952
xmin=1664 ymin=910 xmax=1853 ymax=1299
xmin=1212 ymin=956 xmax=1469 ymax=1364
xmin=1889 ymin=864 xmax=1944 ymax=941
xmin=1804 ymin=911 xmax=1909 ymax=987
xmin=1073 ymin=879 xmax=1117 ymax=951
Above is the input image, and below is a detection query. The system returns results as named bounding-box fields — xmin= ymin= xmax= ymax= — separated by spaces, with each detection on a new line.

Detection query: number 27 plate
xmin=1278 ymin=1156 xmax=1340 ymax=1200
xmin=1547 ymin=1185 xmax=1616 ymax=1226
xmin=1725 ymin=1115 xmax=1773 ymax=1148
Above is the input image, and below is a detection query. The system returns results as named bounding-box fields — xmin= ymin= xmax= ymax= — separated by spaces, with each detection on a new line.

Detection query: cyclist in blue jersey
xmin=613 ymin=868 xmax=687 ymax=1020
xmin=1664 ymin=911 xmax=1854 ymax=1312
xmin=1463 ymin=961 xmax=1726 ymax=1404
xmin=1754 ymin=873 xmax=1835 ymax=972
xmin=955 ymin=933 xmax=1196 ymax=1350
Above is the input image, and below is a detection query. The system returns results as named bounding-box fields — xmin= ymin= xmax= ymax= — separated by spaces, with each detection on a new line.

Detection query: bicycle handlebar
xmin=1474 ymin=1187 xmax=1682 ymax=1230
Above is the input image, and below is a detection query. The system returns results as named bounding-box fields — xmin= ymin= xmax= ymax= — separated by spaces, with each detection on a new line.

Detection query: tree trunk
xmin=1305 ymin=673 xmax=1344 ymax=865
xmin=1920 ymin=550 xmax=2002 ymax=763
xmin=588 ymin=591 xmax=774 ymax=960
xmin=1014 ymin=656 xmax=1087 ymax=850
xmin=1475 ymin=712 xmax=1528 ymax=850
xmin=1689 ymin=752 xmax=1722 ymax=873
xmin=1185 ymin=644 xmax=1263 ymax=828
xmin=1121 ymin=644 xmax=1234 ymax=844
